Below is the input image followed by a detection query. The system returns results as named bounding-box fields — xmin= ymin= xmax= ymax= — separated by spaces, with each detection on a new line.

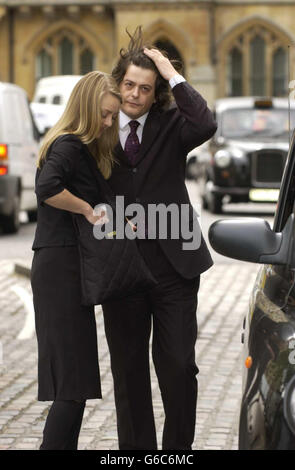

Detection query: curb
xmin=14 ymin=262 xmax=31 ymax=278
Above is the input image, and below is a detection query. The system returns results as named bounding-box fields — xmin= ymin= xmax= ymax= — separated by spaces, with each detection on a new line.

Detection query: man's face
xmin=119 ymin=64 xmax=157 ymax=119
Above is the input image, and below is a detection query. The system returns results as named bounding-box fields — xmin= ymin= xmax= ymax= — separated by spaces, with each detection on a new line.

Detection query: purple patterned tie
xmin=124 ymin=120 xmax=140 ymax=165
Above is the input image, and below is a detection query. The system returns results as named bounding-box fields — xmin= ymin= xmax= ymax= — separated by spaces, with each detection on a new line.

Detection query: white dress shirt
xmin=119 ymin=74 xmax=186 ymax=149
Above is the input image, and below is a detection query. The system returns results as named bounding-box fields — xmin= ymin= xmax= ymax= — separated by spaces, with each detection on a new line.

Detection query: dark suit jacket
xmin=32 ymin=134 xmax=103 ymax=250
xmin=107 ymin=81 xmax=218 ymax=279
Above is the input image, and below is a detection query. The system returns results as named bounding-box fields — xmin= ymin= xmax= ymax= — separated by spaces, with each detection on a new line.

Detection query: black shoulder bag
xmin=72 ymin=146 xmax=157 ymax=306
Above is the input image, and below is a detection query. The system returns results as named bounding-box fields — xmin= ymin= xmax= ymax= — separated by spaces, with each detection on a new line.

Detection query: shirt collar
xmin=119 ymin=110 xmax=149 ymax=130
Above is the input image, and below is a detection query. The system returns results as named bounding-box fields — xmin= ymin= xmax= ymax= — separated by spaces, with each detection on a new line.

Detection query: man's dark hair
xmin=112 ymin=26 xmax=183 ymax=111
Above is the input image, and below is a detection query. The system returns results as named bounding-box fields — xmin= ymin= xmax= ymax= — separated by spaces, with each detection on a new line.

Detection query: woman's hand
xmin=83 ymin=204 xmax=109 ymax=225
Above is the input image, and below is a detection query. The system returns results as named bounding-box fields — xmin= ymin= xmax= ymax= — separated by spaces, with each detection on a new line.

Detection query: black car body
xmin=209 ymin=129 xmax=295 ymax=449
xmin=196 ymin=97 xmax=295 ymax=214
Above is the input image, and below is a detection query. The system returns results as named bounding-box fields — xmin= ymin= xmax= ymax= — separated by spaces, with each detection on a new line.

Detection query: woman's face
xmin=98 ymin=93 xmax=120 ymax=137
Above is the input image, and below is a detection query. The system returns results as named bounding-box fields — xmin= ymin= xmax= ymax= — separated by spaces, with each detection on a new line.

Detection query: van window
xmin=52 ymin=95 xmax=61 ymax=105
xmin=38 ymin=96 xmax=46 ymax=103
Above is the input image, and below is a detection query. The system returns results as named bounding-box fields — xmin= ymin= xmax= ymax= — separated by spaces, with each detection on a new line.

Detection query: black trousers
xmin=40 ymin=400 xmax=86 ymax=450
xmin=102 ymin=240 xmax=200 ymax=450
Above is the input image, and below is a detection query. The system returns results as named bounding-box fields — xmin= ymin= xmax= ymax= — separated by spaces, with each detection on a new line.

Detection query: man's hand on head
xmin=143 ymin=48 xmax=179 ymax=82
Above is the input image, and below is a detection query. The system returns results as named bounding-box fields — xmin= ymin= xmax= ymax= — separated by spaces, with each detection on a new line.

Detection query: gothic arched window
xmin=273 ymin=47 xmax=287 ymax=97
xmin=36 ymin=48 xmax=52 ymax=79
xmin=36 ymin=30 xmax=95 ymax=80
xmin=224 ymin=25 xmax=288 ymax=97
xmin=227 ymin=47 xmax=243 ymax=96
xmin=59 ymin=37 xmax=74 ymax=75
xmin=250 ymin=35 xmax=265 ymax=95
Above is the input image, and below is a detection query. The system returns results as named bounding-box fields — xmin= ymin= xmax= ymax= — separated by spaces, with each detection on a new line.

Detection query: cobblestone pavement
xmin=0 ymin=258 xmax=259 ymax=451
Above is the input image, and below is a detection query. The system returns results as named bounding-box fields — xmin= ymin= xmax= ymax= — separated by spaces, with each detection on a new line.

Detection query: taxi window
xmin=221 ymin=108 xmax=295 ymax=140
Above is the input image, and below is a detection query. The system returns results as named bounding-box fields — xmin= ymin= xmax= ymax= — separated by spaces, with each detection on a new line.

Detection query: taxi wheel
xmin=202 ymin=195 xmax=208 ymax=210
xmin=186 ymin=158 xmax=198 ymax=180
xmin=28 ymin=210 xmax=38 ymax=222
xmin=208 ymin=194 xmax=223 ymax=214
xmin=1 ymin=194 xmax=20 ymax=233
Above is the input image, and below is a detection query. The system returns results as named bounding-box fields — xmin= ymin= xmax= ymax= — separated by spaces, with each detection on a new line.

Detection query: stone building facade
xmin=0 ymin=0 xmax=294 ymax=106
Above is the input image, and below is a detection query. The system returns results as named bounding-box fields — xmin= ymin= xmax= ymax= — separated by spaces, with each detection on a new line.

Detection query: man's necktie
xmin=124 ymin=120 xmax=140 ymax=165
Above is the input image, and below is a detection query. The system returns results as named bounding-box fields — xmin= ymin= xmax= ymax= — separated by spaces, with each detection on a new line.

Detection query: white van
xmin=30 ymin=75 xmax=82 ymax=133
xmin=0 ymin=82 xmax=40 ymax=233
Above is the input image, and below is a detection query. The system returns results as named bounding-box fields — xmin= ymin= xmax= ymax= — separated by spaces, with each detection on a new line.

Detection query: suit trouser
xmin=102 ymin=239 xmax=200 ymax=450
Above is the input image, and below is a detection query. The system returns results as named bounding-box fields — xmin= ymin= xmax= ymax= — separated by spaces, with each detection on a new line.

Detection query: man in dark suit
xmin=102 ymin=28 xmax=217 ymax=450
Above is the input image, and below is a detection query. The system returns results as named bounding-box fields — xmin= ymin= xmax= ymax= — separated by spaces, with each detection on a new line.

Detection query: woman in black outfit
xmin=31 ymin=71 xmax=121 ymax=450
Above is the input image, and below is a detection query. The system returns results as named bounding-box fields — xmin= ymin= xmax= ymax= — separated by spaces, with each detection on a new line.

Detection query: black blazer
xmin=107 ymin=82 xmax=218 ymax=279
xmin=32 ymin=134 xmax=103 ymax=250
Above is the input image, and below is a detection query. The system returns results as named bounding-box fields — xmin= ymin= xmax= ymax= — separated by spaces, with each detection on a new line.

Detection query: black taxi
xmin=209 ymin=128 xmax=295 ymax=449
xmin=198 ymin=97 xmax=295 ymax=214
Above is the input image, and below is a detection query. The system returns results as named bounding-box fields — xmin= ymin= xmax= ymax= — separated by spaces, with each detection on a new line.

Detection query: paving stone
xmin=0 ymin=259 xmax=259 ymax=450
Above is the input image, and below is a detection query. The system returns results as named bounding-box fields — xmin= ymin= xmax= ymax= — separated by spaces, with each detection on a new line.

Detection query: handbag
xmin=72 ymin=145 xmax=158 ymax=306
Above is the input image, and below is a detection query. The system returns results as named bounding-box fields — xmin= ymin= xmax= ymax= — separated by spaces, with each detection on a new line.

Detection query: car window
xmin=38 ymin=96 xmax=46 ymax=103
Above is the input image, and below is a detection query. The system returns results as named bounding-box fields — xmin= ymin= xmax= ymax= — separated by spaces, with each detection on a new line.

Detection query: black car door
xmin=240 ymin=130 xmax=295 ymax=449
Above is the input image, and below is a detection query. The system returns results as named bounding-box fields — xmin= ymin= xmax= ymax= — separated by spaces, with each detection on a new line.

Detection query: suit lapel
xmin=135 ymin=106 xmax=161 ymax=166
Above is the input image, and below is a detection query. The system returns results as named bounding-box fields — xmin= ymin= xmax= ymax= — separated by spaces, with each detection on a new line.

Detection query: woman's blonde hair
xmin=37 ymin=71 xmax=121 ymax=179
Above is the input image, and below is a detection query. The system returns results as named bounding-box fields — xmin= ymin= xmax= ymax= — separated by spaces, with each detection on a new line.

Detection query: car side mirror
xmin=209 ymin=214 xmax=295 ymax=266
